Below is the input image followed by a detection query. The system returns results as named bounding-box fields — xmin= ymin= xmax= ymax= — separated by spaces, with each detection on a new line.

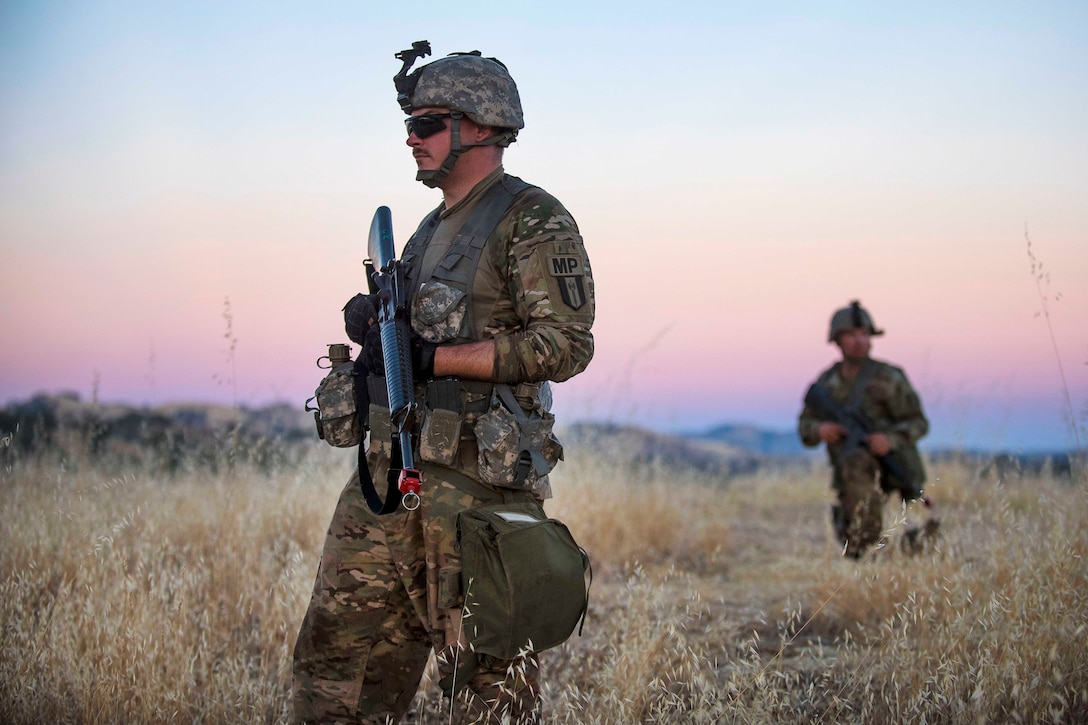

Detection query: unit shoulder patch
xmin=547 ymin=254 xmax=587 ymax=309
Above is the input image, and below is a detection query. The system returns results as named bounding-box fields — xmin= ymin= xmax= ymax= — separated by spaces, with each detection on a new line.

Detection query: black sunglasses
xmin=405 ymin=113 xmax=453 ymax=139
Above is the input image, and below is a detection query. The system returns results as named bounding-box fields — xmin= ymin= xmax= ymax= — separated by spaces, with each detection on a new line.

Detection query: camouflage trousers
xmin=831 ymin=449 xmax=886 ymax=558
xmin=292 ymin=466 xmax=542 ymax=724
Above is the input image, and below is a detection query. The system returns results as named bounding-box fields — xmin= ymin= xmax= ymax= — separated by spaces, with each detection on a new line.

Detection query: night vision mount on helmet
xmin=828 ymin=300 xmax=884 ymax=342
xmin=394 ymin=40 xmax=523 ymax=187
xmin=394 ymin=40 xmax=434 ymax=110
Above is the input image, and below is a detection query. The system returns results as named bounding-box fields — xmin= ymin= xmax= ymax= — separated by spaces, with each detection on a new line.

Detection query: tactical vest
xmin=401 ymin=174 xmax=532 ymax=344
xmin=819 ymin=360 xmax=927 ymax=501
xmin=362 ymin=174 xmax=561 ymax=502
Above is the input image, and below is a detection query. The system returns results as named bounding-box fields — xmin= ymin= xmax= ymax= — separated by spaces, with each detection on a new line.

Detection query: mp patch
xmin=547 ymin=254 xmax=587 ymax=310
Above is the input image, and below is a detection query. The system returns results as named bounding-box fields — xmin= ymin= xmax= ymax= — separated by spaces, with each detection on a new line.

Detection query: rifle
xmin=365 ymin=205 xmax=422 ymax=512
xmin=804 ymin=382 xmax=927 ymax=503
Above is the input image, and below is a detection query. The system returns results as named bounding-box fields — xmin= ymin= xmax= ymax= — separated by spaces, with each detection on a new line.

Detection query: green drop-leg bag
xmin=458 ymin=497 xmax=590 ymax=660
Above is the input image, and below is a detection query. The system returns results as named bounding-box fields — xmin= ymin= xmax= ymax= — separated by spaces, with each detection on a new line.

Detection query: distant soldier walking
xmin=798 ymin=301 xmax=930 ymax=558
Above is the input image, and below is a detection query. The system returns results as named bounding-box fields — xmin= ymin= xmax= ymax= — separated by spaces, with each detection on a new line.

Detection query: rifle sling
xmin=354 ymin=360 xmax=401 ymax=515
xmin=356 ymin=446 xmax=402 ymax=515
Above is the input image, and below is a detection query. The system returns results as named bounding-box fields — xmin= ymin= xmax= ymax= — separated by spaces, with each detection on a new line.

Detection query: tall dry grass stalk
xmin=1025 ymin=228 xmax=1085 ymax=460
xmin=0 ymin=447 xmax=350 ymax=724
xmin=2 ymin=437 xmax=1086 ymax=723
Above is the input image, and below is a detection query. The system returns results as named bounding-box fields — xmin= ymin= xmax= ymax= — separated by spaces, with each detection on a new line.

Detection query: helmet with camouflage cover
xmin=828 ymin=300 xmax=884 ymax=342
xmin=393 ymin=41 xmax=523 ymax=187
xmin=400 ymin=53 xmax=523 ymax=133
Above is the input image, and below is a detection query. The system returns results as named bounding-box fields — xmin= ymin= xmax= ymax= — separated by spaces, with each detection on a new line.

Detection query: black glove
xmin=343 ymin=293 xmax=379 ymax=346
xmin=362 ymin=324 xmax=385 ymax=376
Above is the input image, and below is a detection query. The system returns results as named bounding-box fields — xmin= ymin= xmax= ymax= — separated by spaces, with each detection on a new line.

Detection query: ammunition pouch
xmin=412 ymin=280 xmax=468 ymax=344
xmin=365 ymin=374 xmax=392 ymax=463
xmin=473 ymin=384 xmax=563 ymax=491
xmin=419 ymin=378 xmax=463 ymax=466
xmin=363 ymin=375 xmax=562 ymax=497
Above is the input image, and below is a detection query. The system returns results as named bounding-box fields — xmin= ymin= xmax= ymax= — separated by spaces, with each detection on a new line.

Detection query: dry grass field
xmin=2 ymin=433 xmax=1086 ymax=723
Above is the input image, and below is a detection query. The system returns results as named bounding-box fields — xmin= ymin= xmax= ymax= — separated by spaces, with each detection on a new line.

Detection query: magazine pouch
xmin=419 ymin=378 xmax=463 ymax=467
xmin=473 ymin=384 xmax=563 ymax=490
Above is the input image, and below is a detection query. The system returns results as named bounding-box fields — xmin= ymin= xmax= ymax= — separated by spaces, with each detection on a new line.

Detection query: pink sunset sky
xmin=2 ymin=2 xmax=1086 ymax=452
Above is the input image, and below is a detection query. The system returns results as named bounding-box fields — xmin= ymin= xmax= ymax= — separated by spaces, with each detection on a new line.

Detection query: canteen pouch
xmin=458 ymin=498 xmax=590 ymax=658
xmin=473 ymin=385 xmax=563 ymax=490
xmin=306 ymin=361 xmax=362 ymax=448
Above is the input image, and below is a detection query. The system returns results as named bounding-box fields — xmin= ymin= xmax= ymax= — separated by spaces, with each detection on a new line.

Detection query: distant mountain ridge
xmin=1 ymin=393 xmax=1078 ymax=478
xmin=686 ymin=422 xmax=808 ymax=457
xmin=0 ymin=391 xmax=313 ymax=439
xmin=563 ymin=421 xmax=766 ymax=477
xmin=0 ymin=392 xmax=316 ymax=472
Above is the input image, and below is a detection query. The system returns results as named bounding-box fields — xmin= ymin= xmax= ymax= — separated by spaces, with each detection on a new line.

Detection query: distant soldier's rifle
xmin=804 ymin=382 xmax=929 ymax=505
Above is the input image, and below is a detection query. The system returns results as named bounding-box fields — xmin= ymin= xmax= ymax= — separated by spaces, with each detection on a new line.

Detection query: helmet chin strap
xmin=416 ymin=115 xmax=462 ymax=188
xmin=415 ymin=112 xmax=511 ymax=188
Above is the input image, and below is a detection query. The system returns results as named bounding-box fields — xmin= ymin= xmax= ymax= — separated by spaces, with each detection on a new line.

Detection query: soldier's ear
xmin=459 ymin=117 xmax=491 ymax=144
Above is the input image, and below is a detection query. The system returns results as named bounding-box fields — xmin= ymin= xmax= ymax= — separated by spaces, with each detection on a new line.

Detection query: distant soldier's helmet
xmin=828 ymin=300 xmax=884 ymax=342
xmin=393 ymin=41 xmax=523 ymax=186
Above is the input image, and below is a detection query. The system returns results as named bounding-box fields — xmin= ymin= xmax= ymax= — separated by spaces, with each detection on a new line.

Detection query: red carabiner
xmin=399 ymin=468 xmax=422 ymax=510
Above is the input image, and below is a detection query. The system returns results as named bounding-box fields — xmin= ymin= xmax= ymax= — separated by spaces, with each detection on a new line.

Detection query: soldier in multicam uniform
xmin=797 ymin=301 xmax=929 ymax=559
xmin=292 ymin=43 xmax=594 ymax=724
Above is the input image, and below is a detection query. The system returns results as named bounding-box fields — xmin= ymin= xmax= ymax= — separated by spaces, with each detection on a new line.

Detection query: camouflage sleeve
xmin=797 ymin=405 xmax=823 ymax=448
xmin=490 ymin=191 xmax=595 ymax=384
xmin=797 ymin=368 xmax=834 ymax=447
xmin=884 ymin=365 xmax=929 ymax=449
